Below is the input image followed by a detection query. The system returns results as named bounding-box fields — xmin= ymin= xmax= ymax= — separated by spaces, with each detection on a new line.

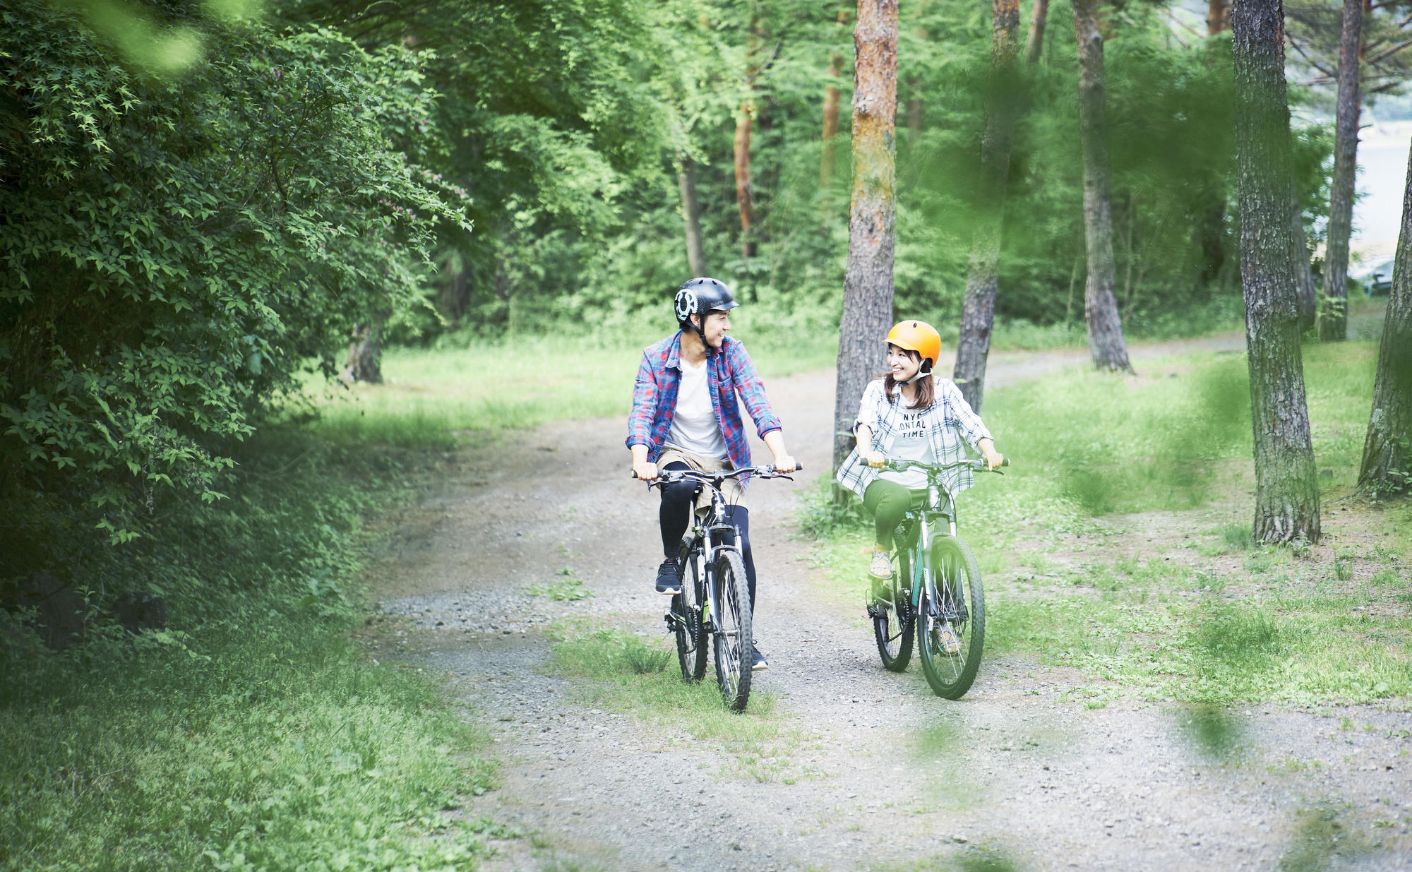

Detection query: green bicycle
xmin=869 ymin=457 xmax=1006 ymax=699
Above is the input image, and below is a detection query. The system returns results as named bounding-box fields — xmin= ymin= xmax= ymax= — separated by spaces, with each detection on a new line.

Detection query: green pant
xmin=863 ymin=479 xmax=924 ymax=549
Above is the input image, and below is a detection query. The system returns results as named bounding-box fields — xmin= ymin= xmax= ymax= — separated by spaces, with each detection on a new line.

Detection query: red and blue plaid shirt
xmin=626 ymin=332 xmax=782 ymax=472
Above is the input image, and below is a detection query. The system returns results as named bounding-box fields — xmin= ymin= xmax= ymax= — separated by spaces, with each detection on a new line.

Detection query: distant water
xmin=1352 ymin=120 xmax=1411 ymax=265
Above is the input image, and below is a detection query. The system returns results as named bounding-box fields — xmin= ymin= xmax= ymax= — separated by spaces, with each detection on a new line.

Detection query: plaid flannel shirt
xmin=626 ymin=332 xmax=782 ymax=475
xmin=835 ymin=375 xmax=992 ymax=499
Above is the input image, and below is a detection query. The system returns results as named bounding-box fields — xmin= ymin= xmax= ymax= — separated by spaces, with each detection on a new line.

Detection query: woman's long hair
xmin=882 ymin=348 xmax=935 ymax=409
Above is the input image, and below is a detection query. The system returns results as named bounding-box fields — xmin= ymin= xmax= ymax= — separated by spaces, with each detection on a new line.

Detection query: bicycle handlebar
xmin=879 ymin=457 xmax=1008 ymax=475
xmin=632 ymin=463 xmax=802 ymax=485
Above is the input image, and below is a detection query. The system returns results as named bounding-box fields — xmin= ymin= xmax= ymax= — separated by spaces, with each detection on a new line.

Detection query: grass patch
xmin=527 ymin=568 xmax=593 ymax=602
xmin=546 ymin=623 xmax=803 ymax=782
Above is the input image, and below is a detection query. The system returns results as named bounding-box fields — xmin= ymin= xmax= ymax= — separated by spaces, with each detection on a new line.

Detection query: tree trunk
xmin=1026 ymin=0 xmax=1049 ymax=65
xmin=1291 ymin=202 xmax=1317 ymax=329
xmin=678 ymin=158 xmax=706 ymax=277
xmin=953 ymin=0 xmax=1021 ymax=412
xmin=1320 ymin=0 xmax=1363 ymax=342
xmin=821 ymin=50 xmax=844 ymax=190
xmin=1207 ymin=0 xmax=1230 ymax=35
xmin=340 ymin=320 xmax=383 ymax=385
xmin=1357 ymin=139 xmax=1412 ymax=496
xmin=833 ymin=0 xmax=899 ymax=474
xmin=1232 ymin=0 xmax=1321 ymax=543
xmin=734 ymin=105 xmax=757 ymax=259
xmin=1072 ymin=0 xmax=1134 ymax=373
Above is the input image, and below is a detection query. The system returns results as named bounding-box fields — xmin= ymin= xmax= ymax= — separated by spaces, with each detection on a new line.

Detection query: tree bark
xmin=1207 ymin=0 xmax=1230 ymax=35
xmin=953 ymin=0 xmax=1021 ymax=412
xmin=734 ymin=105 xmax=757 ymax=259
xmin=1026 ymin=0 xmax=1049 ymax=65
xmin=1072 ymin=0 xmax=1134 ymax=373
xmin=821 ymin=50 xmax=844 ymax=190
xmin=340 ymin=320 xmax=383 ymax=385
xmin=1232 ymin=0 xmax=1321 ymax=543
xmin=678 ymin=158 xmax=706 ymax=277
xmin=833 ymin=0 xmax=899 ymax=474
xmin=1291 ymin=202 xmax=1317 ymax=329
xmin=1320 ymin=0 xmax=1363 ymax=342
xmin=1357 ymin=139 xmax=1412 ymax=495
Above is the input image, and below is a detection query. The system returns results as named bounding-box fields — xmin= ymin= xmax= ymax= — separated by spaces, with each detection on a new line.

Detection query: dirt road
xmin=373 ymin=339 xmax=1411 ymax=871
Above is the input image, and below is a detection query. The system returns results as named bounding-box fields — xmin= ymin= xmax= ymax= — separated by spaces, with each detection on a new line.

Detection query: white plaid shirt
xmin=835 ymin=376 xmax=992 ymax=499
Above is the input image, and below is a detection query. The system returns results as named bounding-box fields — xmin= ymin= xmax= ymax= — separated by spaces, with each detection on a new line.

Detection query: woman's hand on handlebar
xmin=982 ymin=450 xmax=1005 ymax=472
xmin=865 ymin=451 xmax=887 ymax=469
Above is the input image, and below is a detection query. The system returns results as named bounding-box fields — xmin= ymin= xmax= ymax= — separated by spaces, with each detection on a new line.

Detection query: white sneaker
xmin=868 ymin=550 xmax=892 ymax=580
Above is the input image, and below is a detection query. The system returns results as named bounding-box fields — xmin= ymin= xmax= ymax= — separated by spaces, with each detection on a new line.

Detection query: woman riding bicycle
xmin=626 ymin=277 xmax=798 ymax=671
xmin=835 ymin=320 xmax=1004 ymax=604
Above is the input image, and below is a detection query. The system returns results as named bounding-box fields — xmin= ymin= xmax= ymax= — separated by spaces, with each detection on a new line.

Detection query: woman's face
xmin=886 ymin=343 xmax=921 ymax=381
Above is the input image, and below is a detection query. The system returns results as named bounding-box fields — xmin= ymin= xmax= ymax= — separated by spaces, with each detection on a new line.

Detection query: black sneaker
xmin=654 ymin=559 xmax=682 ymax=595
xmin=751 ymin=643 xmax=769 ymax=671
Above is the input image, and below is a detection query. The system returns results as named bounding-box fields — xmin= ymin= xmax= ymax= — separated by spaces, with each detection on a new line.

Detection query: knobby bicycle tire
xmin=711 ymin=549 xmax=752 ymax=711
xmin=917 ymin=536 xmax=985 ymax=699
xmin=672 ymin=546 xmax=707 ymax=682
xmin=872 ymin=545 xmax=915 ymax=672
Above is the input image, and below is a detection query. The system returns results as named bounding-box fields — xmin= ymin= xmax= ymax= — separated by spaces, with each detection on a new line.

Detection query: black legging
xmin=660 ymin=461 xmax=757 ymax=609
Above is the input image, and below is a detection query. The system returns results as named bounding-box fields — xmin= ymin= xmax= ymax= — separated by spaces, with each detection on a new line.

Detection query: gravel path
xmin=372 ymin=338 xmax=1412 ymax=871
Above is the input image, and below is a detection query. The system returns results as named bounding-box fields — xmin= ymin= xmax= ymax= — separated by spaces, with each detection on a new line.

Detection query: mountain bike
xmin=869 ymin=457 xmax=1006 ymax=699
xmin=644 ymin=465 xmax=798 ymax=712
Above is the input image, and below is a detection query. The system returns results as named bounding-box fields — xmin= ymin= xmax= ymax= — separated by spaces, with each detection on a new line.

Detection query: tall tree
xmin=1319 ymin=0 xmax=1363 ymax=341
xmin=1072 ymin=0 xmax=1134 ymax=372
xmin=1357 ymin=139 xmax=1412 ymax=496
xmin=678 ymin=157 xmax=707 ymax=276
xmin=1232 ymin=0 xmax=1322 ymax=542
xmin=833 ymin=0 xmax=899 ymax=472
xmin=735 ymin=8 xmax=764 ymax=258
xmin=953 ymin=0 xmax=1022 ymax=412
xmin=1026 ymin=0 xmax=1049 ymax=64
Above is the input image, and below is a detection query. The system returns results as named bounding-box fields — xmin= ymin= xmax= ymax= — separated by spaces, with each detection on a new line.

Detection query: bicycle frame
xmin=888 ymin=459 xmax=981 ymax=609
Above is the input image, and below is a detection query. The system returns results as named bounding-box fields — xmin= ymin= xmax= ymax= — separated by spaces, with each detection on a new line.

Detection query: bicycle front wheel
xmin=673 ymin=549 xmax=707 ymax=682
xmin=917 ymin=536 xmax=985 ymax=699
xmin=711 ymin=549 xmax=753 ymax=711
xmin=872 ymin=547 xmax=914 ymax=672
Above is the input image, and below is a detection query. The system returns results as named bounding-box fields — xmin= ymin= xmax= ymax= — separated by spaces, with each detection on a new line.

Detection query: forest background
xmin=4 ymin=0 xmax=1412 ymax=867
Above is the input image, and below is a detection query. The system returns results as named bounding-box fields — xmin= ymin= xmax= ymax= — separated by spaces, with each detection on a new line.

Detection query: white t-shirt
xmin=878 ymin=407 xmax=933 ymax=489
xmin=666 ymin=357 xmax=727 ymax=460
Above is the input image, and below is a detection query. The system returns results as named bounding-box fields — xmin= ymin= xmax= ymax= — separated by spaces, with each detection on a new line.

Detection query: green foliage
xmin=0 ymin=2 xmax=467 ymax=569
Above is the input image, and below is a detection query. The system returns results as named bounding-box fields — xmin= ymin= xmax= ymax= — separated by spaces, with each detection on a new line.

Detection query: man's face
xmin=695 ymin=310 xmax=732 ymax=349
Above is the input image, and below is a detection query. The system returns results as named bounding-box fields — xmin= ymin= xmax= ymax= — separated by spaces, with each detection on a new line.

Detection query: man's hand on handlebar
xmin=771 ymin=453 xmax=799 ymax=475
xmin=631 ymin=460 xmax=659 ymax=482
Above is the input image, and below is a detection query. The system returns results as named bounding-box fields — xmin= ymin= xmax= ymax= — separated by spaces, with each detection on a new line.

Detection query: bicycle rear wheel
xmin=672 ymin=547 xmax=707 ymax=681
xmin=872 ymin=547 xmax=914 ymax=672
xmin=711 ymin=549 xmax=752 ymax=711
xmin=917 ymin=536 xmax=985 ymax=699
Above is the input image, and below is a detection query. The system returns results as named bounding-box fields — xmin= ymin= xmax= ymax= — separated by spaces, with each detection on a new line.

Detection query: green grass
xmin=545 ymin=623 xmax=804 ymax=783
xmin=0 ymin=615 xmax=495 ymax=871
xmin=807 ymin=336 xmax=1412 ymax=708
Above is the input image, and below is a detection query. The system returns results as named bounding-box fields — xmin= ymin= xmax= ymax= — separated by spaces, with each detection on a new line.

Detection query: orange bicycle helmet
xmin=885 ymin=320 xmax=941 ymax=371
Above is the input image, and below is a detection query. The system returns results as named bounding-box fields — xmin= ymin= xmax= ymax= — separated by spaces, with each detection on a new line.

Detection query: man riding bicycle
xmin=626 ymin=277 xmax=798 ymax=671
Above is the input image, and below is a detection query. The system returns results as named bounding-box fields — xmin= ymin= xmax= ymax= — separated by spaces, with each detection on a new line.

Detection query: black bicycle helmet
xmin=674 ymin=277 xmax=738 ymax=349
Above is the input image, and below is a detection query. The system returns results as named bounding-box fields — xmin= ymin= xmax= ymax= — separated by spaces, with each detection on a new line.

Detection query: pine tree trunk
xmin=678 ymin=158 xmax=706 ymax=277
xmin=1320 ymin=0 xmax=1362 ymax=342
xmin=1291 ymin=203 xmax=1317 ymax=329
xmin=821 ymin=50 xmax=844 ymax=190
xmin=1072 ymin=0 xmax=1134 ymax=373
xmin=340 ymin=320 xmax=384 ymax=385
xmin=1358 ymin=140 xmax=1412 ymax=496
xmin=734 ymin=105 xmax=756 ymax=259
xmin=1207 ymin=0 xmax=1230 ymax=34
xmin=1232 ymin=0 xmax=1321 ymax=543
xmin=833 ymin=0 xmax=899 ymax=474
xmin=953 ymin=0 xmax=1021 ymax=412
xmin=1026 ymin=0 xmax=1049 ymax=65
